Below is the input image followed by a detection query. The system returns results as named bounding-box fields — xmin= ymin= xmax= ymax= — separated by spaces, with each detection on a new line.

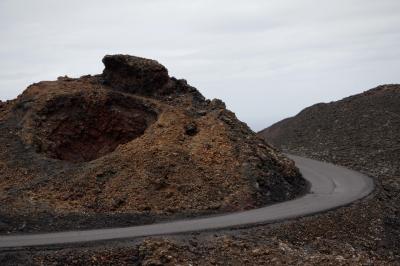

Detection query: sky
xmin=0 ymin=0 xmax=399 ymax=131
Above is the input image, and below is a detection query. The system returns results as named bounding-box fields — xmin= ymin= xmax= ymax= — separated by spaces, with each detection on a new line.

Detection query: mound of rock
xmin=0 ymin=55 xmax=305 ymax=233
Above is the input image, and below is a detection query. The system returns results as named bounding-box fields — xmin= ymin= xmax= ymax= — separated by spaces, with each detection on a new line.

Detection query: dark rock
xmin=210 ymin=99 xmax=226 ymax=109
xmin=102 ymin=54 xmax=169 ymax=95
xmin=152 ymin=178 xmax=168 ymax=190
xmin=184 ymin=123 xmax=198 ymax=136
xmin=111 ymin=198 xmax=125 ymax=209
xmin=197 ymin=110 xmax=208 ymax=116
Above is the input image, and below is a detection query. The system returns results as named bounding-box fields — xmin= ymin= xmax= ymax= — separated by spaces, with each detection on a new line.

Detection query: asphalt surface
xmin=0 ymin=155 xmax=374 ymax=248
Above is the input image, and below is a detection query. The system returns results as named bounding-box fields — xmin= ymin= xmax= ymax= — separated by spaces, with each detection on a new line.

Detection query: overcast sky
xmin=1 ymin=0 xmax=399 ymax=131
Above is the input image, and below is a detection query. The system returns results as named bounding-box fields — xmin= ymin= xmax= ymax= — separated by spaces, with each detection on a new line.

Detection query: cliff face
xmin=260 ymin=84 xmax=400 ymax=254
xmin=0 ymin=55 xmax=305 ymax=233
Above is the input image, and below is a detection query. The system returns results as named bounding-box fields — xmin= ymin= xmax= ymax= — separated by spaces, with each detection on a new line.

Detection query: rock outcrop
xmin=102 ymin=55 xmax=170 ymax=95
xmin=0 ymin=55 xmax=306 ymax=233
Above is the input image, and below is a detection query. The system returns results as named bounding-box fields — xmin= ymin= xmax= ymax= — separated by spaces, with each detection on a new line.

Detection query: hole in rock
xmin=34 ymin=93 xmax=157 ymax=162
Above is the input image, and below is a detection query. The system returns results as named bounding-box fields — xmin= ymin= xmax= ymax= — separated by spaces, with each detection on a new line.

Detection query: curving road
xmin=0 ymin=155 xmax=374 ymax=248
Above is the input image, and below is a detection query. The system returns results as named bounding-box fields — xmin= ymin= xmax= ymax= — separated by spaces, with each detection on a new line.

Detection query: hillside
xmin=260 ymin=84 xmax=400 ymax=254
xmin=260 ymin=84 xmax=400 ymax=178
xmin=0 ymin=55 xmax=306 ymax=233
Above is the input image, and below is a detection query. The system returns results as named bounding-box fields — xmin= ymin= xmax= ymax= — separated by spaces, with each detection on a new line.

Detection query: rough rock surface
xmin=0 ymin=55 xmax=306 ymax=233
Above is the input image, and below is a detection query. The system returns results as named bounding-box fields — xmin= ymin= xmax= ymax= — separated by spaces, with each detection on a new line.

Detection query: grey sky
xmin=1 ymin=0 xmax=399 ymax=131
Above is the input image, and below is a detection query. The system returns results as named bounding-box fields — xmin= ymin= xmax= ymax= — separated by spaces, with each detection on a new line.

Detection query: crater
xmin=32 ymin=92 xmax=158 ymax=163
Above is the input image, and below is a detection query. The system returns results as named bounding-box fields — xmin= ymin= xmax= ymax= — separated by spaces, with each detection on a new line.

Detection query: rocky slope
xmin=0 ymin=55 xmax=306 ymax=233
xmin=260 ymin=85 xmax=400 ymax=179
xmin=260 ymin=84 xmax=400 ymax=257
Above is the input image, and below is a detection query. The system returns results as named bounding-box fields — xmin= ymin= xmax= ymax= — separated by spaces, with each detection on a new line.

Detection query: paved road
xmin=0 ymin=155 xmax=374 ymax=248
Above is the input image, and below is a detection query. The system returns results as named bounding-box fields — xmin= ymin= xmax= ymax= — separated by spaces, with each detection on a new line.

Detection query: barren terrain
xmin=0 ymin=55 xmax=305 ymax=234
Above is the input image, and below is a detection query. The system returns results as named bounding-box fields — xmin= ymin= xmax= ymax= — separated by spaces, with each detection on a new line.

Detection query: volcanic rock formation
xmin=0 ymin=55 xmax=306 ymax=233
